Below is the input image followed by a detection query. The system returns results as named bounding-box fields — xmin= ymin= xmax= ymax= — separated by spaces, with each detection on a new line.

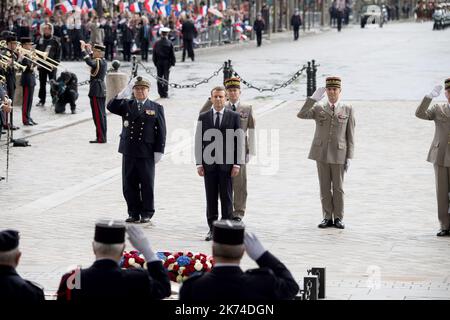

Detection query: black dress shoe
xmin=89 ymin=140 xmax=106 ymax=143
xmin=125 ymin=217 xmax=140 ymax=223
xmin=23 ymin=122 xmax=33 ymax=126
xmin=140 ymin=217 xmax=151 ymax=223
xmin=334 ymin=218 xmax=345 ymax=229
xmin=10 ymin=126 xmax=19 ymax=130
xmin=436 ymin=230 xmax=449 ymax=237
xmin=30 ymin=119 xmax=38 ymax=125
xmin=232 ymin=216 xmax=242 ymax=222
xmin=36 ymin=101 xmax=45 ymax=107
xmin=205 ymin=230 xmax=213 ymax=241
xmin=318 ymin=219 xmax=333 ymax=228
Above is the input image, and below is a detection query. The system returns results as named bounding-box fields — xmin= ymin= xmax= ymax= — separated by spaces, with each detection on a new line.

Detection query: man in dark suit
xmin=107 ymin=77 xmax=167 ymax=224
xmin=81 ymin=41 xmax=108 ymax=143
xmin=57 ymin=222 xmax=171 ymax=301
xmin=152 ymin=27 xmax=175 ymax=99
xmin=253 ymin=13 xmax=265 ymax=47
xmin=0 ymin=229 xmax=45 ymax=302
xmin=18 ymin=37 xmax=37 ymax=126
xmin=181 ymin=15 xmax=196 ymax=62
xmin=195 ymin=86 xmax=244 ymax=241
xmin=179 ymin=220 xmax=300 ymax=301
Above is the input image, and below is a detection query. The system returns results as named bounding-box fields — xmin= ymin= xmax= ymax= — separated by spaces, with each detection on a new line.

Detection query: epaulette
xmin=25 ymin=279 xmax=44 ymax=291
xmin=245 ymin=267 xmax=274 ymax=276
xmin=183 ymin=272 xmax=204 ymax=284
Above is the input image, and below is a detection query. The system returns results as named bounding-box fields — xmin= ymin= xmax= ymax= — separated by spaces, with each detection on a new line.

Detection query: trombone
xmin=14 ymin=45 xmax=55 ymax=72
xmin=0 ymin=54 xmax=26 ymax=72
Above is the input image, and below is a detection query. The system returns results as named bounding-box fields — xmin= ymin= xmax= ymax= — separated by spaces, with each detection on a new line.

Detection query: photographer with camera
xmin=50 ymin=71 xmax=78 ymax=114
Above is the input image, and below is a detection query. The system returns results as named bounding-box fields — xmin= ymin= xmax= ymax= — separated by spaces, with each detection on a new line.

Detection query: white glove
xmin=344 ymin=159 xmax=350 ymax=172
xmin=311 ymin=87 xmax=326 ymax=101
xmin=154 ymin=152 xmax=163 ymax=163
xmin=117 ymin=82 xmax=133 ymax=99
xmin=126 ymin=225 xmax=158 ymax=262
xmin=244 ymin=232 xmax=267 ymax=261
xmin=427 ymin=85 xmax=442 ymax=99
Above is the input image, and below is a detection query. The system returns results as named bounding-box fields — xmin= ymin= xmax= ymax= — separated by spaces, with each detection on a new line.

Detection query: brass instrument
xmin=15 ymin=45 xmax=55 ymax=72
xmin=0 ymin=54 xmax=26 ymax=72
xmin=32 ymin=48 xmax=59 ymax=69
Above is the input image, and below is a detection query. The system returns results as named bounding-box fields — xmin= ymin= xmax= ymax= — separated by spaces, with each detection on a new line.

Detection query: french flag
xmin=144 ymin=0 xmax=154 ymax=13
xmin=157 ymin=4 xmax=167 ymax=17
xmin=26 ymin=1 xmax=36 ymax=12
xmin=119 ymin=1 xmax=128 ymax=13
xmin=130 ymin=1 xmax=140 ymax=13
xmin=60 ymin=0 xmax=74 ymax=13
xmin=174 ymin=3 xmax=181 ymax=13
xmin=44 ymin=0 xmax=55 ymax=15
xmin=200 ymin=4 xmax=208 ymax=16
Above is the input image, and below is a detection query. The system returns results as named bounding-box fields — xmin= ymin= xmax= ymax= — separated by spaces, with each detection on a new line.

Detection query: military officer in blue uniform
xmin=0 ymin=229 xmax=45 ymax=302
xmin=81 ymin=40 xmax=108 ymax=143
xmin=179 ymin=220 xmax=299 ymax=301
xmin=57 ymin=222 xmax=171 ymax=301
xmin=107 ymin=77 xmax=167 ymax=223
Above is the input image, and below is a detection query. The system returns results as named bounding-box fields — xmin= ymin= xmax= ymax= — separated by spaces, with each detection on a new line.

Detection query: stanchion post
xmin=306 ymin=61 xmax=312 ymax=97
xmin=312 ymin=59 xmax=317 ymax=93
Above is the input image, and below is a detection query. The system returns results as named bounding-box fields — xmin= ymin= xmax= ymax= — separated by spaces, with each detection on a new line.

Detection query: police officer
xmin=57 ymin=222 xmax=171 ymax=301
xmin=107 ymin=77 xmax=167 ymax=224
xmin=152 ymin=27 xmax=176 ymax=99
xmin=179 ymin=220 xmax=299 ymax=301
xmin=297 ymin=77 xmax=355 ymax=229
xmin=35 ymin=23 xmax=61 ymax=107
xmin=0 ymin=229 xmax=45 ymax=302
xmin=18 ymin=37 xmax=36 ymax=126
xmin=415 ymin=79 xmax=450 ymax=236
xmin=81 ymin=41 xmax=108 ymax=144
xmin=200 ymin=78 xmax=256 ymax=221
xmin=50 ymin=71 xmax=78 ymax=114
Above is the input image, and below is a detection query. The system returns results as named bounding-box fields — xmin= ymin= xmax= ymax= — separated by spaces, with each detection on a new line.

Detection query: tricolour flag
xmin=144 ymin=0 xmax=154 ymax=12
xmin=60 ymin=0 xmax=74 ymax=13
xmin=130 ymin=2 xmax=140 ymax=12
xmin=44 ymin=0 xmax=55 ymax=15
xmin=26 ymin=1 xmax=36 ymax=12
xmin=200 ymin=4 xmax=208 ymax=16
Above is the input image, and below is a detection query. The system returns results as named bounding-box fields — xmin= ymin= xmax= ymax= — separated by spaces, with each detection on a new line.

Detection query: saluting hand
xmin=244 ymin=232 xmax=267 ymax=261
xmin=311 ymin=87 xmax=326 ymax=101
xmin=427 ymin=85 xmax=443 ymax=99
xmin=126 ymin=225 xmax=158 ymax=262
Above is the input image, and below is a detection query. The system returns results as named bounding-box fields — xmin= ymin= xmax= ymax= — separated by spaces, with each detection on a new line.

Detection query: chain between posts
xmin=232 ymin=65 xmax=307 ymax=92
xmin=137 ymin=61 xmax=224 ymax=89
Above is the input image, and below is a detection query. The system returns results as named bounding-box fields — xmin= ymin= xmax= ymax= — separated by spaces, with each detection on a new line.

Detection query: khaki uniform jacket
xmin=298 ymin=97 xmax=355 ymax=164
xmin=415 ymin=96 xmax=450 ymax=167
xmin=200 ymin=98 xmax=256 ymax=156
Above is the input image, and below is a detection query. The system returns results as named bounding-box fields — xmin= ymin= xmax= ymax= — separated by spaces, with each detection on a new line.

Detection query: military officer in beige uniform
xmin=297 ymin=77 xmax=355 ymax=229
xmin=415 ymin=79 xmax=450 ymax=237
xmin=200 ymin=77 xmax=256 ymax=220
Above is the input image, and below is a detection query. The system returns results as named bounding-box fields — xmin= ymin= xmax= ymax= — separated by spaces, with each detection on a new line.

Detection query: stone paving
xmin=0 ymin=21 xmax=450 ymax=300
xmin=1 ymin=97 xmax=450 ymax=300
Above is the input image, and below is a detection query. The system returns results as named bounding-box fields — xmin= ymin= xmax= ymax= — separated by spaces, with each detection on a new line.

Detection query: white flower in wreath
xmin=132 ymin=263 xmax=141 ymax=268
xmin=178 ymin=266 xmax=185 ymax=275
xmin=194 ymin=261 xmax=203 ymax=272
xmin=206 ymin=261 xmax=212 ymax=269
xmin=128 ymin=258 xmax=135 ymax=265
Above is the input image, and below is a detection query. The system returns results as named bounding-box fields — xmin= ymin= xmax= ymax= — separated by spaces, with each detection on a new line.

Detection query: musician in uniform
xmin=57 ymin=222 xmax=171 ymax=301
xmin=0 ymin=229 xmax=45 ymax=302
xmin=18 ymin=37 xmax=36 ymax=126
xmin=34 ymin=23 xmax=61 ymax=107
xmin=179 ymin=220 xmax=299 ymax=301
xmin=107 ymin=77 xmax=167 ymax=224
xmin=0 ymin=34 xmax=19 ymax=130
xmin=81 ymin=41 xmax=108 ymax=144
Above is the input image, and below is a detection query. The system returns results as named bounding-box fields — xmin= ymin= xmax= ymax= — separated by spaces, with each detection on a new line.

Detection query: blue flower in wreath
xmin=176 ymin=256 xmax=191 ymax=267
xmin=156 ymin=252 xmax=167 ymax=260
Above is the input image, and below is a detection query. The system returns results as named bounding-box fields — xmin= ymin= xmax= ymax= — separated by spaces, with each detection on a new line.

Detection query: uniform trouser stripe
xmin=22 ymin=86 xmax=28 ymax=124
xmin=92 ymin=97 xmax=103 ymax=142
